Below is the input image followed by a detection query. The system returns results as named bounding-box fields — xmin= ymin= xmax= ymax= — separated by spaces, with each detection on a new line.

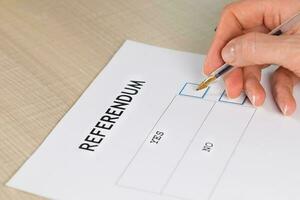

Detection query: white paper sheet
xmin=7 ymin=41 xmax=300 ymax=200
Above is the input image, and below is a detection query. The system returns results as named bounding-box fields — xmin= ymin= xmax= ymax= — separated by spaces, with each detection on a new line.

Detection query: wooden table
xmin=0 ymin=0 xmax=230 ymax=199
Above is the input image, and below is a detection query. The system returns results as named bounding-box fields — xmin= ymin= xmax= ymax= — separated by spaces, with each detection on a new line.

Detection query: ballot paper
xmin=7 ymin=41 xmax=300 ymax=200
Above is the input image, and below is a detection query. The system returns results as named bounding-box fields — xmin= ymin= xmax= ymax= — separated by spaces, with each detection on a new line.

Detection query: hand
xmin=204 ymin=0 xmax=300 ymax=115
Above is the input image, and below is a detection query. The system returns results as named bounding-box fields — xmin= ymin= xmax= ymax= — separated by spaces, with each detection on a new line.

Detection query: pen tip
xmin=196 ymin=83 xmax=208 ymax=91
xmin=196 ymin=75 xmax=216 ymax=91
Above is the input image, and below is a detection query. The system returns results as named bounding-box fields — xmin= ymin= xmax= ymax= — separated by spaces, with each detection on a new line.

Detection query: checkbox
xmin=179 ymin=83 xmax=209 ymax=99
xmin=219 ymin=90 xmax=247 ymax=105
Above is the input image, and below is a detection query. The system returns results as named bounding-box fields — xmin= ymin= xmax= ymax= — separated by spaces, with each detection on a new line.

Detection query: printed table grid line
xmin=115 ymin=95 xmax=178 ymax=185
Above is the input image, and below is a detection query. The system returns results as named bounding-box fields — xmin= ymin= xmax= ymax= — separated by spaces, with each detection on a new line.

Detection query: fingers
xmin=221 ymin=33 xmax=300 ymax=76
xmin=223 ymin=68 xmax=243 ymax=98
xmin=271 ymin=67 xmax=299 ymax=115
xmin=220 ymin=26 xmax=269 ymax=100
xmin=243 ymin=65 xmax=266 ymax=106
xmin=221 ymin=32 xmax=275 ymax=66
xmin=204 ymin=0 xmax=271 ymax=75
xmin=222 ymin=26 xmax=268 ymax=102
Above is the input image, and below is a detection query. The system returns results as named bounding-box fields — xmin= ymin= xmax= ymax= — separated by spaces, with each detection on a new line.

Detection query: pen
xmin=197 ymin=12 xmax=300 ymax=91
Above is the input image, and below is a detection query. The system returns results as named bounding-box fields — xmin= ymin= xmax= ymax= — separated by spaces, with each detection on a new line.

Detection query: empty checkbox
xmin=219 ymin=90 xmax=247 ymax=105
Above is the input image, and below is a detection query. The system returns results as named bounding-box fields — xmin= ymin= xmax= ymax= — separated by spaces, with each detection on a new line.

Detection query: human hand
xmin=204 ymin=0 xmax=300 ymax=115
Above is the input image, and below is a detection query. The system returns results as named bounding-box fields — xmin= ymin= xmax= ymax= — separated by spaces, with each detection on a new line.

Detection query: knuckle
xmin=221 ymin=2 xmax=238 ymax=17
xmin=222 ymin=3 xmax=237 ymax=13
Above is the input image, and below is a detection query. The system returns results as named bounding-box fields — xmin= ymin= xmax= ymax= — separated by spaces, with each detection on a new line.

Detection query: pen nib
xmin=196 ymin=82 xmax=208 ymax=91
xmin=196 ymin=76 xmax=216 ymax=91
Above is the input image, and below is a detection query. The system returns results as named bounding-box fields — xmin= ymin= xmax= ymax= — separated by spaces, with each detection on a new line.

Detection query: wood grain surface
xmin=0 ymin=1 xmax=230 ymax=199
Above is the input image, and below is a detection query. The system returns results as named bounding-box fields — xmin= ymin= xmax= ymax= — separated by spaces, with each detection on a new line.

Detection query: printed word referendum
xmin=79 ymin=80 xmax=146 ymax=151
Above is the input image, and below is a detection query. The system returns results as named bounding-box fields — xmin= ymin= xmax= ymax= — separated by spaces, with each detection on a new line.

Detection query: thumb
xmin=221 ymin=32 xmax=294 ymax=69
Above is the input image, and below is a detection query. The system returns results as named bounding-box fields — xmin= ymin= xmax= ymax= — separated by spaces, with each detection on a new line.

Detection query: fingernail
xmin=280 ymin=104 xmax=289 ymax=116
xmin=222 ymin=42 xmax=236 ymax=63
xmin=246 ymin=90 xmax=256 ymax=106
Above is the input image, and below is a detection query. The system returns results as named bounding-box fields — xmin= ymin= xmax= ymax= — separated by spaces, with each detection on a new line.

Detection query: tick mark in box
xmin=179 ymin=83 xmax=209 ymax=99
xmin=218 ymin=90 xmax=247 ymax=105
